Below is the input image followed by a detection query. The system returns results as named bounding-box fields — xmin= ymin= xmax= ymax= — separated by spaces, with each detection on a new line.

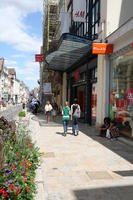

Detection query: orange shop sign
xmin=92 ymin=43 xmax=113 ymax=54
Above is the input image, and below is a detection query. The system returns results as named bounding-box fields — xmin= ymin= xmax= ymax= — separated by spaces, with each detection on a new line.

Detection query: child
xmin=109 ymin=120 xmax=119 ymax=139
xmin=99 ymin=117 xmax=111 ymax=137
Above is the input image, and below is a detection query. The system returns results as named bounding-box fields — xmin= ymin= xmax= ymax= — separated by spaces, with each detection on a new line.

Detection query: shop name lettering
xmin=74 ymin=11 xmax=85 ymax=18
xmin=93 ymin=47 xmax=106 ymax=51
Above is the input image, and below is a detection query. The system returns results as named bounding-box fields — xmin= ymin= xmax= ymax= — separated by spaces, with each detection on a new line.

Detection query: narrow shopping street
xmin=28 ymin=114 xmax=133 ymax=200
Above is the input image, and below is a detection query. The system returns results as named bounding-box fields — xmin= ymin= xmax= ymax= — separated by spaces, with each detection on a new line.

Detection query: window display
xmin=110 ymin=49 xmax=133 ymax=136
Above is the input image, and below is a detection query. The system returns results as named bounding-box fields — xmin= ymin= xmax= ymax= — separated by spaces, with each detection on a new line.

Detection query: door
xmin=77 ymin=85 xmax=85 ymax=118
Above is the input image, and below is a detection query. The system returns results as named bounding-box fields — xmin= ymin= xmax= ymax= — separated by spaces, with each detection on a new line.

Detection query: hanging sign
xmin=44 ymin=83 xmax=52 ymax=94
xmin=73 ymin=0 xmax=86 ymax=22
xmin=92 ymin=43 xmax=113 ymax=54
xmin=35 ymin=54 xmax=44 ymax=62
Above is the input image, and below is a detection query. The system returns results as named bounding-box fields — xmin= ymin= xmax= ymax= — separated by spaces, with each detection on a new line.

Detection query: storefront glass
xmin=91 ymin=83 xmax=97 ymax=125
xmin=110 ymin=49 xmax=133 ymax=137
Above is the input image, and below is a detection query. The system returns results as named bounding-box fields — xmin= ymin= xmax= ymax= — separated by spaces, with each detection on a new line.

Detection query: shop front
xmin=109 ymin=44 xmax=133 ymax=137
xmin=67 ymin=58 xmax=97 ymax=125
xmin=46 ymin=33 xmax=98 ymax=125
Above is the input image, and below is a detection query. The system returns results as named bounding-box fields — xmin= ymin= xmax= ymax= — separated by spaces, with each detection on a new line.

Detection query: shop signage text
xmin=73 ymin=0 xmax=86 ymax=22
xmin=92 ymin=43 xmax=113 ymax=54
xmin=35 ymin=54 xmax=44 ymax=62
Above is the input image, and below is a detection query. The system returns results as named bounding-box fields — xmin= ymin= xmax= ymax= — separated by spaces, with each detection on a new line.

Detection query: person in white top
xmin=45 ymin=101 xmax=53 ymax=123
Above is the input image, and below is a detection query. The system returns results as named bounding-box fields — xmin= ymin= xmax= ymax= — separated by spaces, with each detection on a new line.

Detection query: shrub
xmin=0 ymin=120 xmax=40 ymax=200
xmin=18 ymin=111 xmax=26 ymax=118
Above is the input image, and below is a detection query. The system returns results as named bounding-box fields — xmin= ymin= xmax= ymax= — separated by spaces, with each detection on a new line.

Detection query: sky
xmin=0 ymin=0 xmax=43 ymax=90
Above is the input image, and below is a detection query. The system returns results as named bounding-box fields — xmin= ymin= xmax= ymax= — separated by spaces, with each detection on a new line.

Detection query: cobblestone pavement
xmin=29 ymin=114 xmax=133 ymax=200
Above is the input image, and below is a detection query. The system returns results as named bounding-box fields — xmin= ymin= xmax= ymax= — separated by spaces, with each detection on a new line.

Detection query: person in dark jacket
xmin=71 ymin=98 xmax=81 ymax=136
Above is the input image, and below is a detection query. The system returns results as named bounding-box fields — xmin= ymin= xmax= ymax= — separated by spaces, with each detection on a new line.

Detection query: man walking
xmin=71 ymin=98 xmax=81 ymax=136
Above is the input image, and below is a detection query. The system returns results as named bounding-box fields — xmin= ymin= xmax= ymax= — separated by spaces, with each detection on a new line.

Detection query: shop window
xmin=110 ymin=50 xmax=133 ymax=136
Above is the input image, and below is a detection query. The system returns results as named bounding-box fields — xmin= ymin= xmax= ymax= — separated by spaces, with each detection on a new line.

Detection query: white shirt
xmin=45 ymin=104 xmax=52 ymax=112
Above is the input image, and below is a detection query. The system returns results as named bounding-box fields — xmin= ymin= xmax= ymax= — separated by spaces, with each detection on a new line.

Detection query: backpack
xmin=73 ymin=105 xmax=80 ymax=118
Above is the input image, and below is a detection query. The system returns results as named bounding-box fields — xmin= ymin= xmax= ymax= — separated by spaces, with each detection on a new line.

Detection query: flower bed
xmin=0 ymin=117 xmax=40 ymax=199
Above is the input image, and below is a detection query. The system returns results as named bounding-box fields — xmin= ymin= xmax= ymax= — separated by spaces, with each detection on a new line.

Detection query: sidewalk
xmin=29 ymin=114 xmax=133 ymax=200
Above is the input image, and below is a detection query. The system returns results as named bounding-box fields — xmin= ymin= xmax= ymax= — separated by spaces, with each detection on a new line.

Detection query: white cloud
xmin=5 ymin=59 xmax=18 ymax=67
xmin=0 ymin=0 xmax=43 ymax=14
xmin=11 ymin=54 xmax=26 ymax=58
xmin=5 ymin=59 xmax=39 ymax=89
xmin=0 ymin=0 xmax=43 ymax=52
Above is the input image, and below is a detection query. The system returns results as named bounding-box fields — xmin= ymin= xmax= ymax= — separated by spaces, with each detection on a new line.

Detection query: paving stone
xmin=28 ymin=114 xmax=133 ymax=200
xmin=86 ymin=171 xmax=113 ymax=180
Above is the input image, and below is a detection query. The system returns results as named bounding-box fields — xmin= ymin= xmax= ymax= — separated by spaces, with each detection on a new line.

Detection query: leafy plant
xmin=0 ymin=118 xmax=40 ymax=200
xmin=18 ymin=111 xmax=26 ymax=118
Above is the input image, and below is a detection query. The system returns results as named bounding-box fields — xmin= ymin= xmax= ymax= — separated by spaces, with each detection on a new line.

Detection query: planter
xmin=0 ymin=118 xmax=40 ymax=199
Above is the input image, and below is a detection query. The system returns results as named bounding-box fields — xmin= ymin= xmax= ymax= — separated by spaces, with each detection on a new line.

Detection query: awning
xmin=45 ymin=33 xmax=92 ymax=71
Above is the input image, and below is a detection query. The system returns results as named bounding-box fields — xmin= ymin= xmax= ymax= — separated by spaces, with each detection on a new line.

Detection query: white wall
xmin=97 ymin=0 xmax=133 ymax=125
xmin=105 ymin=0 xmax=133 ymax=37
xmin=13 ymin=79 xmax=20 ymax=95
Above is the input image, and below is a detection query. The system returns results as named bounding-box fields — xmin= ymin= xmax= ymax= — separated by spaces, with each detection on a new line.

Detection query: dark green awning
xmin=46 ymin=33 xmax=92 ymax=71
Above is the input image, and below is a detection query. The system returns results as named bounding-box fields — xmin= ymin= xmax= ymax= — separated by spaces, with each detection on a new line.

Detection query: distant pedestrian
xmin=45 ymin=101 xmax=53 ymax=123
xmin=52 ymin=101 xmax=58 ymax=122
xmin=62 ymin=101 xmax=71 ymax=136
xmin=71 ymin=98 xmax=81 ymax=136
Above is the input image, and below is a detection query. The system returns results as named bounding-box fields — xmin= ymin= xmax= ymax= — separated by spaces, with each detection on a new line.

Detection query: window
xmin=70 ymin=0 xmax=100 ymax=39
xmin=110 ymin=50 xmax=133 ymax=136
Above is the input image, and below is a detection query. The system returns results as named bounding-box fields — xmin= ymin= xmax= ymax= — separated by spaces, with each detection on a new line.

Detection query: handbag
xmin=73 ymin=107 xmax=80 ymax=118
xmin=106 ymin=129 xmax=111 ymax=139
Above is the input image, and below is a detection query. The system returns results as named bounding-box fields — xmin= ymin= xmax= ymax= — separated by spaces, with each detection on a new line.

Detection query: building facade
xmin=41 ymin=0 xmax=62 ymax=109
xmin=44 ymin=0 xmax=133 ymax=138
xmin=45 ymin=0 xmax=100 ymax=124
xmin=0 ymin=58 xmax=29 ymax=108
xmin=97 ymin=0 xmax=133 ymax=137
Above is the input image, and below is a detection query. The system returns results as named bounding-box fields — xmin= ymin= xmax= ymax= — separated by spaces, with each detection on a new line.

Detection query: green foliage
xmin=18 ymin=111 xmax=26 ymax=118
xmin=0 ymin=120 xmax=40 ymax=200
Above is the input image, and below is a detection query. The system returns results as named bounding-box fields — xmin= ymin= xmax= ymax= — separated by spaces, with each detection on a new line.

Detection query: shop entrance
xmin=77 ymin=85 xmax=85 ymax=119
xmin=72 ymin=84 xmax=86 ymax=120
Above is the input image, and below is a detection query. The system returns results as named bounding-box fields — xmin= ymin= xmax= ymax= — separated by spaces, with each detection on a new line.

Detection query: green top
xmin=62 ymin=106 xmax=70 ymax=121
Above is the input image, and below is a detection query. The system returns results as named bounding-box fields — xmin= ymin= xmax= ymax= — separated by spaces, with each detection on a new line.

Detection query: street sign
xmin=73 ymin=0 xmax=86 ymax=22
xmin=35 ymin=54 xmax=44 ymax=62
xmin=92 ymin=43 xmax=113 ymax=54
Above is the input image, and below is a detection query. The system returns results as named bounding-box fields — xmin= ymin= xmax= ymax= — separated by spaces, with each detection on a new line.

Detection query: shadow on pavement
xmin=56 ymin=131 xmax=74 ymax=136
xmin=31 ymin=114 xmax=133 ymax=164
xmin=79 ymin=124 xmax=133 ymax=164
xmin=73 ymin=185 xmax=133 ymax=200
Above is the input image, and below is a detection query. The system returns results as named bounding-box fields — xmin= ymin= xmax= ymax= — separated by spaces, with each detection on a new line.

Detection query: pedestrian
xmin=108 ymin=120 xmax=119 ymax=139
xmin=52 ymin=101 xmax=58 ymax=122
xmin=45 ymin=101 xmax=53 ymax=123
xmin=98 ymin=117 xmax=111 ymax=137
xmin=71 ymin=98 xmax=81 ymax=136
xmin=62 ymin=101 xmax=71 ymax=136
xmin=34 ymin=100 xmax=39 ymax=114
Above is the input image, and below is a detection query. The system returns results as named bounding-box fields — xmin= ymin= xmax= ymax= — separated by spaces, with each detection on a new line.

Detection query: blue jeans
xmin=63 ymin=120 xmax=69 ymax=133
xmin=72 ymin=117 xmax=79 ymax=133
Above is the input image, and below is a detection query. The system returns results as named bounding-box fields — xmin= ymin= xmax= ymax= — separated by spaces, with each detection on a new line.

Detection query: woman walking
xmin=52 ymin=101 xmax=58 ymax=122
xmin=62 ymin=101 xmax=71 ymax=136
xmin=71 ymin=98 xmax=81 ymax=136
xmin=45 ymin=101 xmax=53 ymax=123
